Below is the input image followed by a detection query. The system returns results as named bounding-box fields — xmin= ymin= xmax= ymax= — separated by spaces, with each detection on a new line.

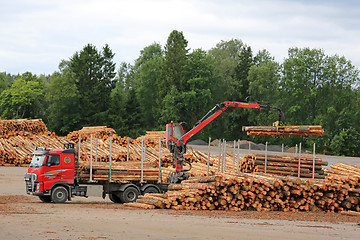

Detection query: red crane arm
xmin=180 ymin=101 xmax=262 ymax=145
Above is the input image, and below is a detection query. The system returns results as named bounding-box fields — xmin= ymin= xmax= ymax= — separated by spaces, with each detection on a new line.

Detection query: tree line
xmin=0 ymin=30 xmax=359 ymax=156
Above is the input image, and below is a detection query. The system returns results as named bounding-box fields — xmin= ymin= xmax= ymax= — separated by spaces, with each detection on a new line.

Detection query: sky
xmin=1 ymin=0 xmax=360 ymax=75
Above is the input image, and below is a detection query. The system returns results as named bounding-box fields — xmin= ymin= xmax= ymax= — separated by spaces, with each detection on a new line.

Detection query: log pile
xmin=242 ymin=125 xmax=324 ymax=136
xmin=326 ymin=163 xmax=360 ymax=189
xmin=78 ymin=161 xmax=162 ymax=182
xmin=240 ymin=154 xmax=327 ymax=179
xmin=128 ymin=174 xmax=360 ymax=212
xmin=0 ymin=119 xmax=53 ymax=138
xmin=0 ymin=119 xmax=61 ymax=166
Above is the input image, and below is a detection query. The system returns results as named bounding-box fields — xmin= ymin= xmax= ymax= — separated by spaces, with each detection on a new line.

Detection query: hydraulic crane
xmin=165 ymin=101 xmax=283 ymax=183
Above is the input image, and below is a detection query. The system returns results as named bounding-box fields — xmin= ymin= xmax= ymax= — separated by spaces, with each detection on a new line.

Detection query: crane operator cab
xmin=166 ymin=122 xmax=186 ymax=154
xmin=165 ymin=122 xmax=191 ymax=183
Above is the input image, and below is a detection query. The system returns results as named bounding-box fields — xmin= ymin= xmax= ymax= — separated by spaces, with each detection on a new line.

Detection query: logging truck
xmin=24 ymin=143 xmax=168 ymax=203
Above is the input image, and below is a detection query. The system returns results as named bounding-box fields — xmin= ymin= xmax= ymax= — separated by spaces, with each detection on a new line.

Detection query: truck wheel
xmin=51 ymin=186 xmax=68 ymax=203
xmin=143 ymin=186 xmax=160 ymax=194
xmin=39 ymin=196 xmax=52 ymax=203
xmin=109 ymin=193 xmax=122 ymax=203
xmin=120 ymin=187 xmax=139 ymax=203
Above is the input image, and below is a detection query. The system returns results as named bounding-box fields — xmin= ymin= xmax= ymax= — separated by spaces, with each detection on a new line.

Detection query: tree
xmin=248 ymin=50 xmax=281 ymax=126
xmin=45 ymin=61 xmax=81 ymax=135
xmin=68 ymin=44 xmax=116 ymax=126
xmin=159 ymin=30 xmax=188 ymax=100
xmin=0 ymin=72 xmax=45 ymax=119
xmin=208 ymin=39 xmax=254 ymax=140
xmin=134 ymin=43 xmax=163 ymax=129
xmin=281 ymin=47 xmax=359 ymax=154
xmin=181 ymin=49 xmax=216 ymax=128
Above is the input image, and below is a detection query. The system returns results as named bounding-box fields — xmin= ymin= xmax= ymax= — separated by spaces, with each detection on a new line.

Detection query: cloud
xmin=0 ymin=0 xmax=359 ymax=74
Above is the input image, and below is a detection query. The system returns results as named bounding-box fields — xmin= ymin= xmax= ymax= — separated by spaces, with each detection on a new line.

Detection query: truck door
xmin=42 ymin=154 xmax=62 ymax=191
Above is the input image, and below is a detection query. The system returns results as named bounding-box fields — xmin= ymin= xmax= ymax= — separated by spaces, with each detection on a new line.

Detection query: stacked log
xmin=129 ymin=174 xmax=360 ymax=212
xmin=240 ymin=154 xmax=327 ymax=179
xmin=78 ymin=161 xmax=162 ymax=182
xmin=325 ymin=164 xmax=360 ymax=205
xmin=242 ymin=125 xmax=324 ymax=136
xmin=0 ymin=119 xmax=53 ymax=138
xmin=0 ymin=119 xmax=61 ymax=166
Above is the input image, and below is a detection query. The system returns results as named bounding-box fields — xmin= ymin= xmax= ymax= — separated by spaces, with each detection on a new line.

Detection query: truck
xmin=24 ymin=143 xmax=168 ymax=203
xmin=25 ymin=101 xmax=282 ymax=203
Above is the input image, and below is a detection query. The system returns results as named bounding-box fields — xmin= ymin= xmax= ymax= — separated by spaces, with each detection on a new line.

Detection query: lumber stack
xmin=242 ymin=125 xmax=324 ymax=136
xmin=129 ymin=174 xmax=360 ymax=212
xmin=240 ymin=154 xmax=327 ymax=179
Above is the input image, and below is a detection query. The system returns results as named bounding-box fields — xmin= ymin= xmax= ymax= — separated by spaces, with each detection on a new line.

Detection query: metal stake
xmin=95 ymin=137 xmax=98 ymax=162
xmin=298 ymin=142 xmax=302 ymax=178
xmin=218 ymin=140 xmax=221 ymax=172
xmin=223 ymin=139 xmax=226 ymax=173
xmin=141 ymin=137 xmax=144 ymax=183
xmin=265 ymin=141 xmax=268 ymax=173
xmin=312 ymin=143 xmax=316 ymax=179
xmin=207 ymin=137 xmax=211 ymax=177
xmin=233 ymin=140 xmax=236 ymax=172
xmin=90 ymin=135 xmax=93 ymax=182
xmin=158 ymin=137 xmax=162 ymax=183
xmin=237 ymin=139 xmax=240 ymax=173
xmin=126 ymin=136 xmax=129 ymax=162
xmin=109 ymin=136 xmax=112 ymax=182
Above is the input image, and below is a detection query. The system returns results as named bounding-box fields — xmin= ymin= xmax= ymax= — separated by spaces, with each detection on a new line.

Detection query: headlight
xmin=24 ymin=173 xmax=37 ymax=182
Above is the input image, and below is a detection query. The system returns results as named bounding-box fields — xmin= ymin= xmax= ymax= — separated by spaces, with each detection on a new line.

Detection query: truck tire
xmin=109 ymin=193 xmax=122 ymax=203
xmin=39 ymin=196 xmax=52 ymax=203
xmin=120 ymin=187 xmax=139 ymax=203
xmin=143 ymin=186 xmax=160 ymax=194
xmin=51 ymin=186 xmax=68 ymax=203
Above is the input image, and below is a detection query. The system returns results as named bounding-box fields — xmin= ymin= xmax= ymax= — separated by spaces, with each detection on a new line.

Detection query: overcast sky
xmin=1 ymin=0 xmax=359 ymax=75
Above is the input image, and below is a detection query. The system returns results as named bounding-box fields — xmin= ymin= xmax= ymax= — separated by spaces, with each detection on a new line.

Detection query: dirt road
xmin=1 ymin=167 xmax=359 ymax=240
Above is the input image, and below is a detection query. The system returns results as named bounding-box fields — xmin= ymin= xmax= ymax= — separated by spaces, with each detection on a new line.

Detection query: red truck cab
xmin=24 ymin=145 xmax=86 ymax=203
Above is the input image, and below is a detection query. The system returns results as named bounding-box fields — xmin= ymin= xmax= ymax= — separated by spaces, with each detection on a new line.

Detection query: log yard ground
xmin=1 ymin=152 xmax=360 ymax=240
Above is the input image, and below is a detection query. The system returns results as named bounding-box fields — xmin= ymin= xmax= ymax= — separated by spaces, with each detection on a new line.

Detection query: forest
xmin=0 ymin=30 xmax=359 ymax=156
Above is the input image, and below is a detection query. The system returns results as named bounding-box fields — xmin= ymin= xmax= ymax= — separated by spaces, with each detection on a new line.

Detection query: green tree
xmin=248 ymin=50 xmax=281 ymax=126
xmin=0 ymin=72 xmax=45 ymax=119
xmin=134 ymin=43 xmax=163 ymax=129
xmin=181 ymin=49 xmax=216 ymax=128
xmin=208 ymin=39 xmax=254 ymax=140
xmin=159 ymin=30 xmax=188 ymax=100
xmin=281 ymin=47 xmax=359 ymax=155
xmin=69 ymin=44 xmax=116 ymax=126
xmin=45 ymin=61 xmax=81 ymax=135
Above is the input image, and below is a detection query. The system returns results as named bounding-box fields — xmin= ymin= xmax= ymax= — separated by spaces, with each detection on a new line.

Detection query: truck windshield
xmin=29 ymin=154 xmax=47 ymax=168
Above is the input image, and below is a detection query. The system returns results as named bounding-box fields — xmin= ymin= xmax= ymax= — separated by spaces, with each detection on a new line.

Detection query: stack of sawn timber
xmin=241 ymin=154 xmax=327 ymax=179
xmin=126 ymin=174 xmax=360 ymax=212
xmin=242 ymin=125 xmax=324 ymax=136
